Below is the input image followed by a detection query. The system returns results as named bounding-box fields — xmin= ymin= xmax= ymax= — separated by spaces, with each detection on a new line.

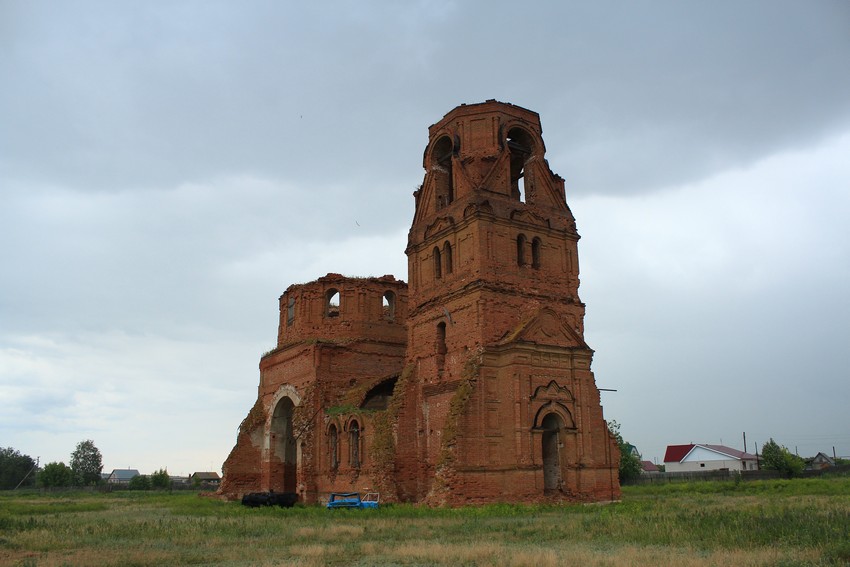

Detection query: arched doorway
xmin=270 ymin=397 xmax=297 ymax=492
xmin=541 ymin=413 xmax=564 ymax=491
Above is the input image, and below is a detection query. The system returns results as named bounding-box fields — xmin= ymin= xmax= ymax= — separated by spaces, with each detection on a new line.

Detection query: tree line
xmin=1 ymin=440 xmax=103 ymax=488
xmin=2 ymin=441 xmax=177 ymax=490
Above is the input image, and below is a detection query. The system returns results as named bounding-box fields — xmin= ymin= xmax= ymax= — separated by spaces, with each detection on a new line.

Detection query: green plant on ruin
xmin=291 ymin=383 xmax=318 ymax=443
xmin=427 ymin=352 xmax=481 ymax=504
xmin=366 ymin=364 xmax=414 ymax=498
xmin=239 ymin=399 xmax=266 ymax=435
xmin=437 ymin=353 xmax=481 ymax=469
xmin=325 ymin=405 xmax=364 ymax=417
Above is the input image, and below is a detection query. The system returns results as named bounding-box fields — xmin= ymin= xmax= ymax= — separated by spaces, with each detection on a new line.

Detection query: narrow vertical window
xmin=349 ymin=420 xmax=360 ymax=468
xmin=433 ymin=247 xmax=442 ymax=279
xmin=328 ymin=424 xmax=339 ymax=471
xmin=433 ymin=136 xmax=454 ymax=210
xmin=286 ymin=296 xmax=295 ymax=326
xmin=443 ymin=242 xmax=453 ymax=274
xmin=532 ymin=237 xmax=542 ymax=269
xmin=516 ymin=234 xmax=527 ymax=267
xmin=436 ymin=322 xmax=447 ymax=355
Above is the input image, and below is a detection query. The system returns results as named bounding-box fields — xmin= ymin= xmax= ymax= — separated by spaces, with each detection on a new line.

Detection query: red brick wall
xmin=220 ymin=101 xmax=620 ymax=505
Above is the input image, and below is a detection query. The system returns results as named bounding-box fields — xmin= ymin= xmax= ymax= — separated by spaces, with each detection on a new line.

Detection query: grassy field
xmin=1 ymin=477 xmax=849 ymax=566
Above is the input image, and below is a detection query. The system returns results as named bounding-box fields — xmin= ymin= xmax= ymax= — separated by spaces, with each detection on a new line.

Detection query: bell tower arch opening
xmin=270 ymin=397 xmax=297 ymax=492
xmin=507 ymin=127 xmax=534 ymax=203
xmin=432 ymin=135 xmax=454 ymax=209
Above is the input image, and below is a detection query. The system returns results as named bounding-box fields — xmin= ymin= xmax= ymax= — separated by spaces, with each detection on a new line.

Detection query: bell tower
xmin=402 ymin=100 xmax=619 ymax=504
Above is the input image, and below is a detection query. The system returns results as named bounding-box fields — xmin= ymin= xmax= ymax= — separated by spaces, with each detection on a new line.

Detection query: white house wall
xmin=668 ymin=445 xmax=757 ymax=472
xmin=682 ymin=446 xmax=734 ymax=462
xmin=666 ymin=458 xmax=744 ymax=472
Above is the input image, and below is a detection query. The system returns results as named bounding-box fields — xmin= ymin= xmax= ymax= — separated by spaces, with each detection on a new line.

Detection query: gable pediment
xmin=424 ymin=216 xmax=456 ymax=240
xmin=509 ymin=209 xmax=550 ymax=228
xmin=531 ymin=380 xmax=574 ymax=402
xmin=512 ymin=309 xmax=587 ymax=349
xmin=463 ymin=200 xmax=494 ymax=219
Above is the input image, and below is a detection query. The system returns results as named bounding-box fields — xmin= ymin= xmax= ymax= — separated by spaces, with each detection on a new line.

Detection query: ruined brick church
xmin=219 ymin=101 xmax=620 ymax=505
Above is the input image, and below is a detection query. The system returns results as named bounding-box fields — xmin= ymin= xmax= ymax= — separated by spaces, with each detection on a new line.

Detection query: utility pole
xmin=743 ymin=432 xmax=747 ymax=453
xmin=14 ymin=456 xmax=39 ymax=490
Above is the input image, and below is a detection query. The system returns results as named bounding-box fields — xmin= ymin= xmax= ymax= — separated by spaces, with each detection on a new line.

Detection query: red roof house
xmin=664 ymin=444 xmax=758 ymax=472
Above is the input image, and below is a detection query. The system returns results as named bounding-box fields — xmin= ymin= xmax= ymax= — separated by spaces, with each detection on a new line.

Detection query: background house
xmin=189 ymin=472 xmax=220 ymax=486
xmin=106 ymin=469 xmax=140 ymax=484
xmin=664 ymin=444 xmax=758 ymax=472
xmin=806 ymin=452 xmax=835 ymax=471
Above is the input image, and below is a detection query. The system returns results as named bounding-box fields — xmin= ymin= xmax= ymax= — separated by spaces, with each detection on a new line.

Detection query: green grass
xmin=1 ymin=477 xmax=848 ymax=566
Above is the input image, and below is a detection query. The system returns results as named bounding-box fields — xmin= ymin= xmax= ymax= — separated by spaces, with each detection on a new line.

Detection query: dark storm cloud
xmin=3 ymin=1 xmax=848 ymax=200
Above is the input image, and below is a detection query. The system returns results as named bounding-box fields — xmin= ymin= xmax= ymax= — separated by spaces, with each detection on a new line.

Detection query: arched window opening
xmin=326 ymin=289 xmax=340 ymax=318
xmin=328 ymin=424 xmax=339 ymax=471
xmin=271 ymin=397 xmax=297 ymax=492
xmin=443 ymin=241 xmax=453 ymax=275
xmin=433 ymin=136 xmax=454 ymax=209
xmin=507 ymin=128 xmax=533 ymax=203
xmin=436 ymin=322 xmax=447 ymax=355
xmin=382 ymin=291 xmax=396 ymax=321
xmin=531 ymin=237 xmax=542 ymax=269
xmin=286 ymin=295 xmax=296 ymax=327
xmin=349 ymin=420 xmax=361 ymax=469
xmin=433 ymin=247 xmax=442 ymax=280
xmin=541 ymin=412 xmax=564 ymax=492
xmin=361 ymin=376 xmax=399 ymax=410
xmin=516 ymin=234 xmax=527 ymax=267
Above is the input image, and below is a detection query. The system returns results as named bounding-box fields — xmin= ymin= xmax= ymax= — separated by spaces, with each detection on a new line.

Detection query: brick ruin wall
xmin=219 ymin=101 xmax=621 ymax=506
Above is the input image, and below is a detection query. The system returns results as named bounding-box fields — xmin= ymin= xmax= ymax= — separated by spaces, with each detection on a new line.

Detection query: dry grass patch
xmin=294 ymin=523 xmax=365 ymax=538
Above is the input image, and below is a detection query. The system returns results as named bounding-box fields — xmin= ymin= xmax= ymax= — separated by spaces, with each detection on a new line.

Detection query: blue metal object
xmin=327 ymin=492 xmax=380 ymax=509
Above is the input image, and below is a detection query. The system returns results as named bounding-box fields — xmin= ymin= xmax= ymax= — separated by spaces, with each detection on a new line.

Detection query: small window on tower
xmin=531 ymin=237 xmax=542 ymax=269
xmin=443 ymin=241 xmax=453 ymax=275
xmin=516 ymin=234 xmax=527 ymax=267
xmin=383 ymin=291 xmax=396 ymax=321
xmin=433 ymin=247 xmax=442 ymax=280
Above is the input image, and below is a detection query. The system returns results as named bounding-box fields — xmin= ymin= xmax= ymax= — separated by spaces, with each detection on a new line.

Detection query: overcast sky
xmin=2 ymin=1 xmax=849 ymax=476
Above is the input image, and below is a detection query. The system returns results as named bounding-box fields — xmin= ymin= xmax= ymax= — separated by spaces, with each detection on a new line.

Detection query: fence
xmin=625 ymin=465 xmax=850 ymax=485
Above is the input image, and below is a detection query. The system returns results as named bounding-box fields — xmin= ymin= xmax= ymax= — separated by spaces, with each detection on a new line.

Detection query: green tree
xmin=608 ymin=420 xmax=642 ymax=483
xmin=0 ymin=447 xmax=38 ymax=489
xmin=39 ymin=462 xmax=73 ymax=488
xmin=150 ymin=468 xmax=171 ymax=490
xmin=70 ymin=440 xmax=103 ymax=486
xmin=129 ymin=474 xmax=151 ymax=491
xmin=761 ymin=438 xmax=804 ymax=477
